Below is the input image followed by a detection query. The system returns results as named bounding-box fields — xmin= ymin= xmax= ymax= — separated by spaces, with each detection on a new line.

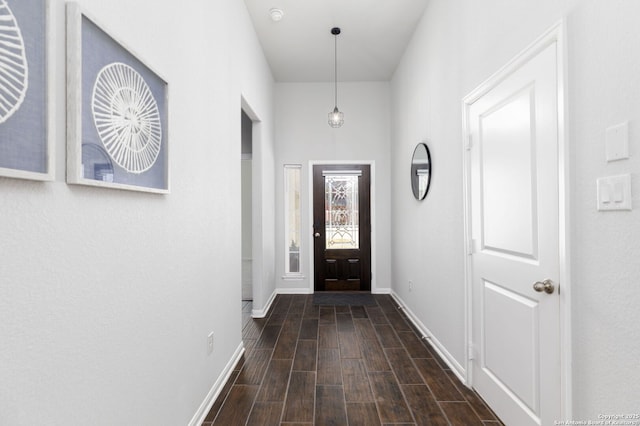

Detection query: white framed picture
xmin=66 ymin=3 xmax=169 ymax=193
xmin=0 ymin=0 xmax=54 ymax=181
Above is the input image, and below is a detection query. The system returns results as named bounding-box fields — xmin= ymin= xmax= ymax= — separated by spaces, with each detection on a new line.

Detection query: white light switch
xmin=605 ymin=121 xmax=629 ymax=162
xmin=597 ymin=174 xmax=632 ymax=211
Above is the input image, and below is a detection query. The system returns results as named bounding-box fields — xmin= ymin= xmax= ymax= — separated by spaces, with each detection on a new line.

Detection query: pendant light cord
xmin=334 ymin=33 xmax=338 ymax=107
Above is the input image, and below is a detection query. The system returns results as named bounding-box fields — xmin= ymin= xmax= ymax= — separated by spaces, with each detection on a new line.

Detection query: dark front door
xmin=313 ymin=165 xmax=371 ymax=291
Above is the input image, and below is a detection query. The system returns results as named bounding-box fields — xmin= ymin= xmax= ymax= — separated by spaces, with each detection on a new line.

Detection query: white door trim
xmin=308 ymin=160 xmax=378 ymax=294
xmin=461 ymin=19 xmax=572 ymax=419
xmin=241 ymin=95 xmax=264 ymax=315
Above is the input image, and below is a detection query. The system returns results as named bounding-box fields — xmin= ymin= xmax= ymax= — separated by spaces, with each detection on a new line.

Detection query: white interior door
xmin=466 ymin=38 xmax=562 ymax=425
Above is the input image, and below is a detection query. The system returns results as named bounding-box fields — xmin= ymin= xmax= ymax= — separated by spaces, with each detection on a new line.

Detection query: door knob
xmin=533 ymin=279 xmax=555 ymax=294
xmin=314 ymin=232 xmax=321 ymax=238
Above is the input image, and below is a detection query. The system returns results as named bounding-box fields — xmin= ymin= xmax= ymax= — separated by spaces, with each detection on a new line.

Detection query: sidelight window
xmin=284 ymin=165 xmax=302 ymax=274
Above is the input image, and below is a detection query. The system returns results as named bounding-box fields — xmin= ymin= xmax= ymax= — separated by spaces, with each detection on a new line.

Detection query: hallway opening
xmin=241 ymin=109 xmax=253 ymax=302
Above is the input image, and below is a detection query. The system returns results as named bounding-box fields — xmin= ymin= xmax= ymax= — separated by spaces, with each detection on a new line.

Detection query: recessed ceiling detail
xmin=269 ymin=8 xmax=284 ymax=22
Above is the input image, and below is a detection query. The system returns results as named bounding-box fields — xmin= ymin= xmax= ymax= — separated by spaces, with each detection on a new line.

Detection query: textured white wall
xmin=568 ymin=1 xmax=640 ymax=417
xmin=0 ymin=0 xmax=274 ymax=424
xmin=391 ymin=0 xmax=640 ymax=420
xmin=274 ymin=82 xmax=392 ymax=294
xmin=390 ymin=0 xmax=467 ymax=371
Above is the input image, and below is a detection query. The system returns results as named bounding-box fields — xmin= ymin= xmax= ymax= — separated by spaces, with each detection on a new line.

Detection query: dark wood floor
xmin=203 ymin=294 xmax=503 ymax=425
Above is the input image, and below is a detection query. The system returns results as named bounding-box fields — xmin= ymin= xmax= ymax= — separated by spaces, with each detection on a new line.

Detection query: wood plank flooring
xmin=203 ymin=294 xmax=503 ymax=426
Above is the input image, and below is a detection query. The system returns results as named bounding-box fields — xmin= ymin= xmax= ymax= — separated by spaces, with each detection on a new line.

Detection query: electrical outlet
xmin=409 ymin=280 xmax=413 ymax=291
xmin=207 ymin=332 xmax=214 ymax=355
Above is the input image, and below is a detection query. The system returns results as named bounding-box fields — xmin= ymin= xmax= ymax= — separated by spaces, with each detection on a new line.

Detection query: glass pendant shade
xmin=328 ymin=106 xmax=344 ymax=128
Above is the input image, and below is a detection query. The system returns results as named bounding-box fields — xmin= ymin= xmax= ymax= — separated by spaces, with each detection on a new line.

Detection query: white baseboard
xmin=252 ymin=287 xmax=315 ymax=318
xmin=390 ymin=291 xmax=466 ymax=383
xmin=372 ymin=288 xmax=391 ymax=294
xmin=276 ymin=287 xmax=313 ymax=294
xmin=252 ymin=290 xmax=277 ymax=318
xmin=188 ymin=343 xmax=245 ymax=426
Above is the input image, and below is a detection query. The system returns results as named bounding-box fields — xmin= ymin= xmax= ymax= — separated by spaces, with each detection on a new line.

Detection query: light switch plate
xmin=605 ymin=121 xmax=629 ymax=162
xmin=597 ymin=174 xmax=632 ymax=211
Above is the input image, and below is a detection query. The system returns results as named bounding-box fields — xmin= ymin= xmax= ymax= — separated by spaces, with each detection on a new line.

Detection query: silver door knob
xmin=314 ymin=232 xmax=321 ymax=238
xmin=533 ymin=279 xmax=555 ymax=294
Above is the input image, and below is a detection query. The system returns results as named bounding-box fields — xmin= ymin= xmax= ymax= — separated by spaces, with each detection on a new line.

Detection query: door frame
xmin=241 ymin=96 xmax=265 ymax=316
xmin=308 ymin=160 xmax=377 ymax=294
xmin=461 ymin=20 xmax=572 ymax=419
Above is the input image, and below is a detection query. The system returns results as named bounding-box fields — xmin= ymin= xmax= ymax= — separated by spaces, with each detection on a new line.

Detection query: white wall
xmin=391 ymin=0 xmax=640 ymax=419
xmin=0 ymin=0 xmax=274 ymax=424
xmin=274 ymin=82 xmax=392 ymax=294
xmin=568 ymin=0 xmax=640 ymax=417
xmin=390 ymin=0 xmax=468 ymax=371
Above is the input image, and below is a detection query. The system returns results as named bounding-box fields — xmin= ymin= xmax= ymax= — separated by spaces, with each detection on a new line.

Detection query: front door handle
xmin=314 ymin=232 xmax=321 ymax=238
xmin=533 ymin=279 xmax=555 ymax=294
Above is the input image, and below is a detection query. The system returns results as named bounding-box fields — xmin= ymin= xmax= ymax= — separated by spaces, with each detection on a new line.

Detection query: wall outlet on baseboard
xmin=207 ymin=332 xmax=214 ymax=355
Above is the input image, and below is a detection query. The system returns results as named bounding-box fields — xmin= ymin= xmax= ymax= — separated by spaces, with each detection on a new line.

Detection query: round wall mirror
xmin=411 ymin=143 xmax=431 ymax=200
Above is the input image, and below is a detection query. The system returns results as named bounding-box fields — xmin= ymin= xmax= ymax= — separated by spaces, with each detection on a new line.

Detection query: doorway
xmin=463 ymin=23 xmax=568 ymax=426
xmin=241 ymin=109 xmax=253 ymax=302
xmin=312 ymin=164 xmax=371 ymax=292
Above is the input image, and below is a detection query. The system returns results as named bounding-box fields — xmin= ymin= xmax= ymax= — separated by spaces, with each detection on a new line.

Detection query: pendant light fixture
xmin=328 ymin=27 xmax=344 ymax=128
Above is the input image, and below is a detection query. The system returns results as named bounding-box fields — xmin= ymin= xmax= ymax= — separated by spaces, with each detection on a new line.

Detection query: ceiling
xmin=243 ymin=0 xmax=430 ymax=82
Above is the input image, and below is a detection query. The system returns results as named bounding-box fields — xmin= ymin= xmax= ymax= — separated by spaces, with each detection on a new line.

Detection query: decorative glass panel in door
xmin=325 ymin=174 xmax=359 ymax=249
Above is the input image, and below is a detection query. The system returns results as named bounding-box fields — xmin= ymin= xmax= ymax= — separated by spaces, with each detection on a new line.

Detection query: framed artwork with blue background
xmin=67 ymin=3 xmax=169 ymax=193
xmin=0 ymin=0 xmax=54 ymax=181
